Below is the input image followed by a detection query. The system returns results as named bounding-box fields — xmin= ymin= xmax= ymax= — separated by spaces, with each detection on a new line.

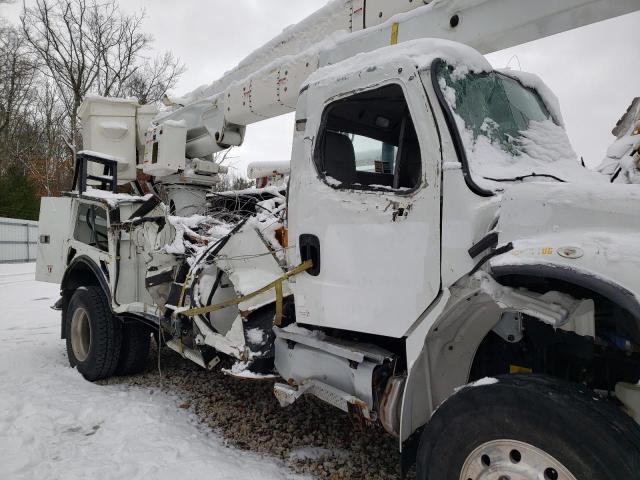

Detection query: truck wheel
xmin=416 ymin=375 xmax=640 ymax=480
xmin=116 ymin=321 xmax=151 ymax=376
xmin=66 ymin=286 xmax=122 ymax=381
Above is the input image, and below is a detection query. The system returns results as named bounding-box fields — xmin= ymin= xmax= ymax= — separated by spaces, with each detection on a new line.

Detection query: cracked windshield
xmin=432 ymin=63 xmax=602 ymax=190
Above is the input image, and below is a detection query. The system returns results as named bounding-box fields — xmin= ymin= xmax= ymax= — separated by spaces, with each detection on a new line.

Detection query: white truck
xmin=35 ymin=1 xmax=640 ymax=478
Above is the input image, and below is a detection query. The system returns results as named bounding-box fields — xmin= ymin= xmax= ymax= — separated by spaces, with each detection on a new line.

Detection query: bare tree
xmin=22 ymin=0 xmax=100 ymax=154
xmin=20 ymin=82 xmax=69 ymax=195
xmin=122 ymin=51 xmax=185 ymax=105
xmin=0 ymin=0 xmax=186 ymax=205
xmin=91 ymin=1 xmax=149 ymax=98
xmin=0 ymin=23 xmax=36 ymax=173
xmin=21 ymin=0 xmax=159 ymax=155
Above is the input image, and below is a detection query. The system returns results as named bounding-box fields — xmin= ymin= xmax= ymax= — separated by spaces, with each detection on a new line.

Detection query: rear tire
xmin=116 ymin=321 xmax=151 ymax=376
xmin=416 ymin=375 xmax=640 ymax=480
xmin=66 ymin=286 xmax=122 ymax=381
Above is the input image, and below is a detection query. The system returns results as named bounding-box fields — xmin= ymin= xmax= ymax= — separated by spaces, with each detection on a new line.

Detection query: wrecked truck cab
xmin=35 ymin=30 xmax=640 ymax=479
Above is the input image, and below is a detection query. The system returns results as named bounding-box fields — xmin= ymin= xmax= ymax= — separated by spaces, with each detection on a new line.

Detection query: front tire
xmin=416 ymin=375 xmax=640 ymax=480
xmin=66 ymin=286 xmax=122 ymax=381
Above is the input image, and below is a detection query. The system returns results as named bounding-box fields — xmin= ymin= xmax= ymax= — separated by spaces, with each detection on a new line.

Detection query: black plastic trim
xmin=468 ymin=232 xmax=499 ymax=259
xmin=469 ymin=242 xmax=513 ymax=276
xmin=145 ymin=270 xmax=174 ymax=288
xmin=299 ymin=234 xmax=321 ymax=276
xmin=129 ymin=194 xmax=162 ymax=219
xmin=62 ymin=256 xmax=111 ymax=300
xmin=429 ymin=58 xmax=494 ymax=198
xmin=60 ymin=255 xmax=112 ymax=338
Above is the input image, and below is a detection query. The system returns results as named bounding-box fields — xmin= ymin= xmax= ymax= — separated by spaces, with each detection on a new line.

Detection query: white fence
xmin=0 ymin=217 xmax=38 ymax=264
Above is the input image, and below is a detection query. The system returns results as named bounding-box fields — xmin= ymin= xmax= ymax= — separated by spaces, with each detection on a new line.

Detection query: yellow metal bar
xmin=390 ymin=22 xmax=399 ymax=45
xmin=179 ymin=260 xmax=313 ymax=318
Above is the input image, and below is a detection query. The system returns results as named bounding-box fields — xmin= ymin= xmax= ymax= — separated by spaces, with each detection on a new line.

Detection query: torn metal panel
xmin=166 ymin=338 xmax=221 ymax=370
xmin=193 ymin=315 xmax=247 ymax=360
xmin=477 ymin=272 xmax=575 ymax=327
xmin=213 ymin=222 xmax=291 ymax=314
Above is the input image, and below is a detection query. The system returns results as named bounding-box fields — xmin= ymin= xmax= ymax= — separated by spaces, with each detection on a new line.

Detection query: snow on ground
xmin=0 ymin=263 xmax=304 ymax=480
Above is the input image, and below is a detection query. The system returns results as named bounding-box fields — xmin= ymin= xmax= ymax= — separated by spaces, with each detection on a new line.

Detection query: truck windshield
xmin=431 ymin=62 xmax=600 ymax=190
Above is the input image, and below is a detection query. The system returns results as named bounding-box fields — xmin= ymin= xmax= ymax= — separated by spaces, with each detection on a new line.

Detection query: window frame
xmin=313 ymin=82 xmax=424 ymax=196
xmin=73 ymin=201 xmax=110 ymax=252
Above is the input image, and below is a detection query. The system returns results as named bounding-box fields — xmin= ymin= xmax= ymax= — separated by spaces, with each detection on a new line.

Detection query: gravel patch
xmin=101 ymin=344 xmax=417 ymax=480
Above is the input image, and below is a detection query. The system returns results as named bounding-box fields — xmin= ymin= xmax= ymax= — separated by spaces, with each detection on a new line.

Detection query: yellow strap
xmin=179 ymin=260 xmax=313 ymax=319
xmin=177 ymin=280 xmax=189 ymax=309
xmin=274 ymin=281 xmax=284 ymax=327
xmin=390 ymin=22 xmax=399 ymax=45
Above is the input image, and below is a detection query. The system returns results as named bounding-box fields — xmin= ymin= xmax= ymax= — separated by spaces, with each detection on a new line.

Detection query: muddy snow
xmin=0 ymin=263 xmax=409 ymax=480
xmin=0 ymin=263 xmax=302 ymax=480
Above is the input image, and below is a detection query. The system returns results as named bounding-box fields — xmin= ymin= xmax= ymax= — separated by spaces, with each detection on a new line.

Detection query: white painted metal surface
xmin=490 ymin=183 xmax=640 ymax=304
xmin=35 ymin=198 xmax=73 ymax=283
xmin=0 ymin=217 xmax=39 ymax=264
xmin=79 ymin=96 xmax=139 ymax=184
xmin=142 ymin=122 xmax=188 ymax=177
xmin=287 ymin=47 xmax=443 ymax=338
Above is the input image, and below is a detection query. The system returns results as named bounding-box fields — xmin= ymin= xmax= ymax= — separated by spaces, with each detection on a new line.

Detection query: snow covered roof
xmin=305 ymin=38 xmax=491 ymax=88
xmin=78 ymin=188 xmax=153 ymax=207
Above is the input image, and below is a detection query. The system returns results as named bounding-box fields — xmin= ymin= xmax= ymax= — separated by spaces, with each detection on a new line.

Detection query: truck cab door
xmin=288 ymin=65 xmax=442 ymax=338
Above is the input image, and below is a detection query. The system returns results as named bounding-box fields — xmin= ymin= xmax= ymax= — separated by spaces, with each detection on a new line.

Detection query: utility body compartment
xmin=36 ymin=197 xmax=73 ymax=284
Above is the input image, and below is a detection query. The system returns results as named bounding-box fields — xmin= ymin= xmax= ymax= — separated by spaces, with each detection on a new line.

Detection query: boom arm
xmin=158 ymin=0 xmax=639 ymax=160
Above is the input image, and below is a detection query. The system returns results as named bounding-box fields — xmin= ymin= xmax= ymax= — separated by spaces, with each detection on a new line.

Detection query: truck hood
xmin=490 ymin=182 xmax=640 ymax=315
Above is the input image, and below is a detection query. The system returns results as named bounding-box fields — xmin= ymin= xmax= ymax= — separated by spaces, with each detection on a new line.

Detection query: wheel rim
xmin=70 ymin=307 xmax=91 ymax=362
xmin=459 ymin=439 xmax=577 ymax=480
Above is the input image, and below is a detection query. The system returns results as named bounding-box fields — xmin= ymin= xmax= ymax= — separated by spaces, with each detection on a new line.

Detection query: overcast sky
xmin=2 ymin=1 xmax=638 ymax=175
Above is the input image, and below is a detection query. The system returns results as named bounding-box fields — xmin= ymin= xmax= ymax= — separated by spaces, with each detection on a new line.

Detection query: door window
xmin=74 ymin=203 xmax=109 ymax=251
xmin=314 ymin=84 xmax=422 ymax=192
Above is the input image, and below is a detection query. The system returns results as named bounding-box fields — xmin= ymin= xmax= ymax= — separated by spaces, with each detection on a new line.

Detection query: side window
xmin=74 ymin=203 xmax=109 ymax=251
xmin=315 ymin=84 xmax=422 ymax=192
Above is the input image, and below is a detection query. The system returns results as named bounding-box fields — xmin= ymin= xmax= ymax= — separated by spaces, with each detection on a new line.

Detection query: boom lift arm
xmin=156 ymin=0 xmax=639 ymax=163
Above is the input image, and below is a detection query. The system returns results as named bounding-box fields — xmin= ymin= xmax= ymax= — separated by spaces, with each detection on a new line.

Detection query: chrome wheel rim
xmin=460 ymin=439 xmax=577 ymax=480
xmin=70 ymin=307 xmax=91 ymax=362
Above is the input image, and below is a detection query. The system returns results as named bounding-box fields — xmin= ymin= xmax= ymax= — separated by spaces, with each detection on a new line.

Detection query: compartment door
xmin=36 ymin=197 xmax=73 ymax=284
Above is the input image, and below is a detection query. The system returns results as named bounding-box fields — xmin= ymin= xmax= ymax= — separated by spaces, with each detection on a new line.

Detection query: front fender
xmin=493 ymin=182 xmax=640 ymax=323
xmin=60 ymin=255 xmax=111 ymax=338
xmin=491 ymin=262 xmax=640 ymax=324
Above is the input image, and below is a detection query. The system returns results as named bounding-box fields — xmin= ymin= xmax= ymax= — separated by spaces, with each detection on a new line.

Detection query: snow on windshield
xmin=433 ymin=63 xmax=604 ymax=189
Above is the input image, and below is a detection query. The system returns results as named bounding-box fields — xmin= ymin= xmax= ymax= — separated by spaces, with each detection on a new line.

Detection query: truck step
xmin=274 ymin=326 xmax=392 ymax=364
xmin=274 ymin=380 xmax=374 ymax=421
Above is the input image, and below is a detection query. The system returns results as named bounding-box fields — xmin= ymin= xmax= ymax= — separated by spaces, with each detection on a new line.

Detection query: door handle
xmin=299 ymin=234 xmax=321 ymax=276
